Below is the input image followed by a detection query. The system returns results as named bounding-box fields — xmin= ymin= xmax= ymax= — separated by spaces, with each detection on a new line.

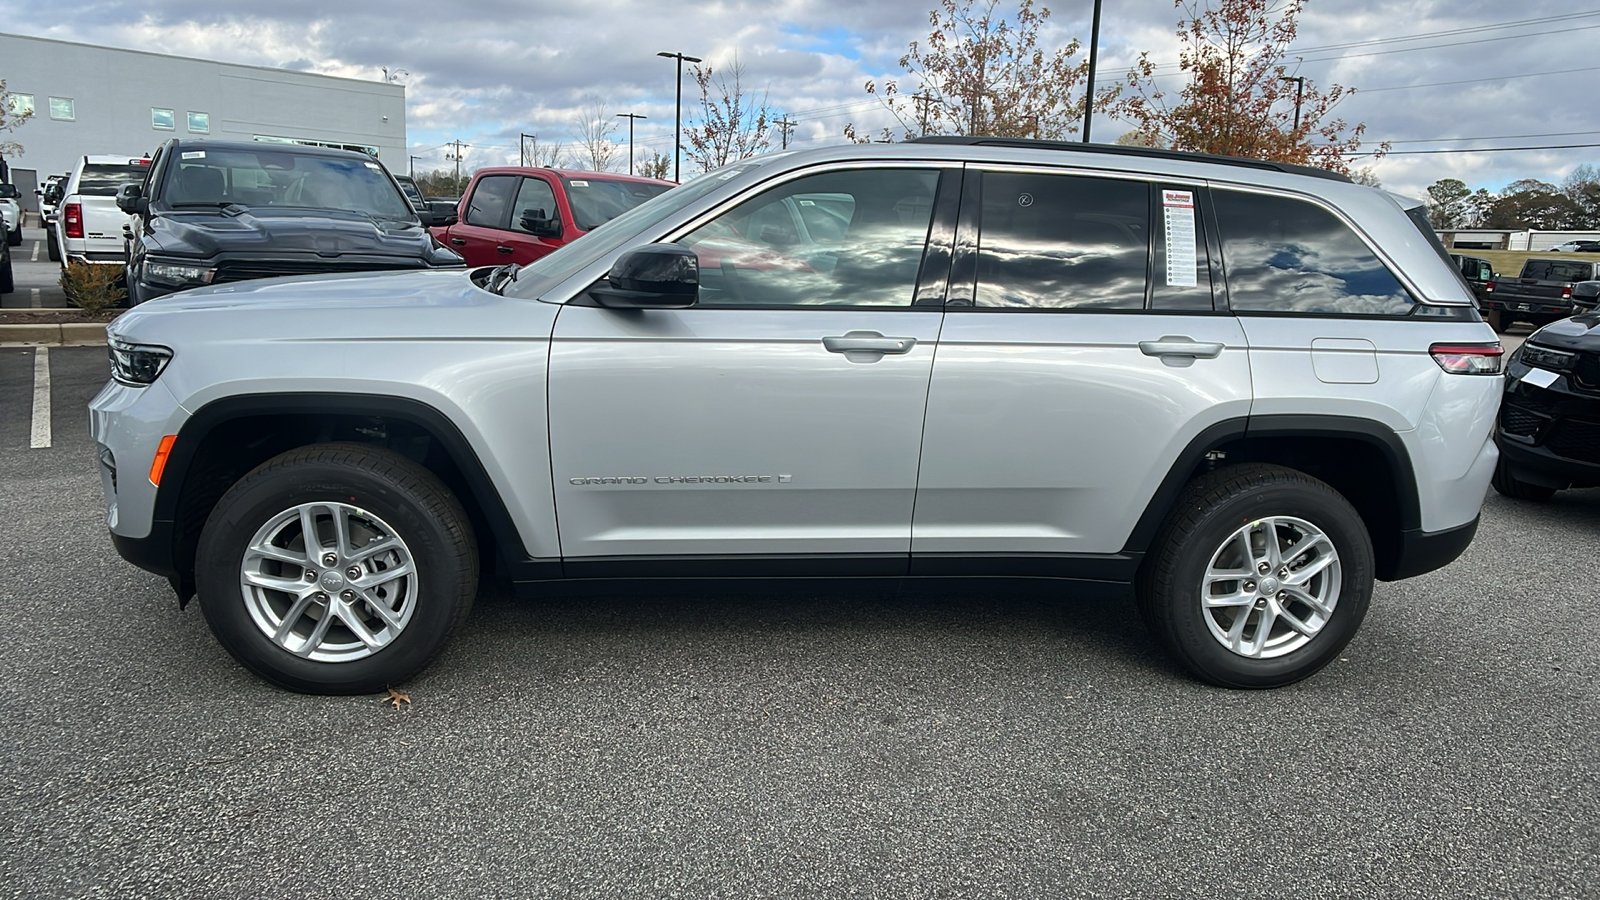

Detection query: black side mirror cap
xmin=518 ymin=207 xmax=562 ymax=238
xmin=419 ymin=208 xmax=457 ymax=228
xmin=588 ymin=243 xmax=699 ymax=309
xmin=115 ymin=184 xmax=148 ymax=215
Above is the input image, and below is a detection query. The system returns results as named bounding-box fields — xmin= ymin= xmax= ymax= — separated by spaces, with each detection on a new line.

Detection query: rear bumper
xmin=1479 ymin=297 xmax=1573 ymax=318
xmin=1382 ymin=517 xmax=1480 ymax=581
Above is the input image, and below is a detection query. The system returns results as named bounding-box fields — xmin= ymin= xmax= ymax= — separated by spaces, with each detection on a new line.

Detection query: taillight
xmin=1561 ymin=286 xmax=1572 ymax=299
xmin=1430 ymin=342 xmax=1504 ymax=375
xmin=64 ymin=202 xmax=83 ymax=239
xmin=1484 ymin=282 xmax=1494 ymax=294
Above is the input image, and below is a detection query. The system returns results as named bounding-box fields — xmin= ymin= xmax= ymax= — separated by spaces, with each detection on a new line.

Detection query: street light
xmin=1282 ymin=76 xmax=1306 ymax=132
xmin=616 ymin=113 xmax=647 ymax=175
xmin=657 ymin=50 xmax=702 ymax=183
xmin=1082 ymin=0 xmax=1103 ymax=142
xmin=382 ymin=66 xmax=409 ymax=84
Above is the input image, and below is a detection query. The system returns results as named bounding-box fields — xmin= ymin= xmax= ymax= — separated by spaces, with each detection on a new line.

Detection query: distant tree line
xmin=1427 ymin=167 xmax=1600 ymax=231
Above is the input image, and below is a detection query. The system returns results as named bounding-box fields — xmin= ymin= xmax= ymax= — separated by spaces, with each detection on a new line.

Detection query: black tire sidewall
xmin=1161 ymin=480 xmax=1373 ymax=688
xmin=196 ymin=453 xmax=473 ymax=694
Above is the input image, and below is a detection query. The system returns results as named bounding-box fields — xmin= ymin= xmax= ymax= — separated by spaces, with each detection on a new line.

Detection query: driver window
xmin=511 ymin=177 xmax=559 ymax=234
xmin=676 ymin=168 xmax=940 ymax=307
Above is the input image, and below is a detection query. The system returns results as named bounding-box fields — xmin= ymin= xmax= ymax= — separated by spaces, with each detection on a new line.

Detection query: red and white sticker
xmin=1162 ymin=190 xmax=1198 ymax=286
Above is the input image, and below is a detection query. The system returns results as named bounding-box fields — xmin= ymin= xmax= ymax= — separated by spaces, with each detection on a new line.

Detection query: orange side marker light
xmin=148 ymin=435 xmax=178 ymax=485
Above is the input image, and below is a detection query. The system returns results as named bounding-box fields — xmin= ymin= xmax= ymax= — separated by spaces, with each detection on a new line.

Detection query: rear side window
xmin=1522 ymin=260 xmax=1595 ymax=282
xmin=464 ymin=175 xmax=518 ymax=229
xmin=1214 ymin=190 xmax=1413 ymax=316
xmin=77 ymin=164 xmax=150 ymax=197
xmin=975 ymin=171 xmax=1148 ymax=309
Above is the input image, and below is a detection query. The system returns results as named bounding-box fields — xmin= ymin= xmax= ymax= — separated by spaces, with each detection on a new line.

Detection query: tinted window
xmin=78 ymin=164 xmax=150 ymax=196
xmin=510 ymin=177 xmax=559 ymax=233
xmin=160 ymin=148 xmax=412 ymax=218
xmin=465 ymin=175 xmax=518 ymax=229
xmin=1215 ymin=190 xmax=1413 ymax=316
xmin=565 ymin=178 xmax=673 ymax=231
xmin=976 ymin=171 xmax=1148 ymax=309
xmin=677 ymin=168 xmax=939 ymax=307
xmin=1522 ymin=260 xmax=1595 ymax=282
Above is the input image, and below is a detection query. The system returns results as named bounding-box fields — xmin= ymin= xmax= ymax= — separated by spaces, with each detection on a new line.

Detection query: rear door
xmin=913 ymin=166 xmax=1252 ymax=563
xmin=546 ymin=164 xmax=952 ymax=567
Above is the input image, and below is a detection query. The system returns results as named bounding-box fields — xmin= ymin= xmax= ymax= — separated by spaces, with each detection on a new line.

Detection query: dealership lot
xmin=2 ymin=345 xmax=1595 ymax=899
xmin=1 ymin=231 xmax=73 ymax=310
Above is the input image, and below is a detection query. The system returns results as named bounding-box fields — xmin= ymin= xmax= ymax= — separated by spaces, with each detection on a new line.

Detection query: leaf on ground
xmin=383 ymin=687 xmax=411 ymax=710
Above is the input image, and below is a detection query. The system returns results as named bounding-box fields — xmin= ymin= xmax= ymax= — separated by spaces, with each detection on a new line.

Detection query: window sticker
xmin=181 ymin=151 xmax=205 ymax=160
xmin=1162 ymin=189 xmax=1198 ymax=287
xmin=364 ymin=162 xmax=382 ymax=171
xmin=570 ymin=180 xmax=589 ymax=187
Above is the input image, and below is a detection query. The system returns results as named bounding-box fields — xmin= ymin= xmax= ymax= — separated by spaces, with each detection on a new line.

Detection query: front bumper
xmin=1496 ymin=359 xmax=1600 ymax=489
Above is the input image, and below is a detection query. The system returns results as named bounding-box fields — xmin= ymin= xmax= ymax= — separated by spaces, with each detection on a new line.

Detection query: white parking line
xmin=30 ymin=287 xmax=40 ymax=308
xmin=30 ymin=241 xmax=39 ymax=262
xmin=30 ymin=346 xmax=51 ymax=449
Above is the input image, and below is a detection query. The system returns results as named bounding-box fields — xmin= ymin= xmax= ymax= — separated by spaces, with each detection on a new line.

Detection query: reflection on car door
xmin=447 ymin=174 xmax=518 ymax=265
xmin=546 ymin=166 xmax=954 ymax=571
xmin=913 ymin=169 xmax=1252 ymax=564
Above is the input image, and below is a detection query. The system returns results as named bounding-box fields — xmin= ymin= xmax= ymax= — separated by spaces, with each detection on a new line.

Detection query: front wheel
xmin=195 ymin=443 xmax=478 ymax=694
xmin=1138 ymin=464 xmax=1374 ymax=688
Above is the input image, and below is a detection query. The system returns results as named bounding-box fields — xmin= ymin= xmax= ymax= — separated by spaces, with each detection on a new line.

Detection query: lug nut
xmin=1279 ymin=566 xmax=1290 ymax=578
xmin=341 ymin=590 xmax=355 ymax=601
xmin=346 ymin=566 xmax=362 ymax=580
xmin=1277 ymin=591 xmax=1287 ymax=601
xmin=322 ymin=553 xmax=337 ymax=566
xmin=304 ymin=570 xmax=318 ymax=582
xmin=1258 ymin=562 xmax=1270 ymax=574
xmin=314 ymin=592 xmax=328 ymax=602
xmin=1244 ymin=581 xmax=1257 ymax=592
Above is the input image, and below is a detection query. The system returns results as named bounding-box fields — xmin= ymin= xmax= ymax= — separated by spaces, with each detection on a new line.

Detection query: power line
xmin=1346 ymin=142 xmax=1600 ymax=157
xmin=1382 ymin=130 xmax=1600 ymax=145
xmin=1356 ymin=65 xmax=1600 ymax=93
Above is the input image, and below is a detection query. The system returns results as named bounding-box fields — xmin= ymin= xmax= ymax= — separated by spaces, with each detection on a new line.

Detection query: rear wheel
xmin=6 ymin=226 xmax=20 ymax=246
xmin=1484 ymin=309 xmax=1505 ymax=333
xmin=1138 ymin=464 xmax=1373 ymax=688
xmin=1491 ymin=456 xmax=1557 ymax=502
xmin=195 ymin=443 xmax=478 ymax=694
xmin=46 ymin=230 xmax=60 ymax=262
xmin=1 ymin=247 xmax=12 ymax=294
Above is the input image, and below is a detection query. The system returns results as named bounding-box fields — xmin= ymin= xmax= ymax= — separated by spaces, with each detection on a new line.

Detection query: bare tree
xmin=571 ymin=97 xmax=619 ymax=172
xmin=0 ymin=79 xmax=35 ymax=172
xmin=637 ymin=151 xmax=672 ymax=181
xmin=845 ymin=0 xmax=1108 ymax=142
xmin=684 ymin=55 xmax=772 ymax=173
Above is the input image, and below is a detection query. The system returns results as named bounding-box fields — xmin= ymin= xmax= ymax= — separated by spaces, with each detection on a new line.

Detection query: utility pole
xmin=520 ymin=133 xmax=537 ymax=167
xmin=615 ymin=114 xmax=647 ymax=174
xmin=1282 ymin=76 xmax=1306 ymax=132
xmin=775 ymin=116 xmax=796 ymax=150
xmin=657 ymin=50 xmax=702 ymax=183
xmin=446 ymin=140 xmax=466 ymax=189
xmin=911 ymin=92 xmax=933 ymax=137
xmin=1082 ymin=0 xmax=1103 ymax=142
xmin=409 ymin=155 xmax=421 ymax=178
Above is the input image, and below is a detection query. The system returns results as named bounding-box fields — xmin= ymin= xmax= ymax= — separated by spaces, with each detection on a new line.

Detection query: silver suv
xmin=90 ymin=138 xmax=1504 ymax=694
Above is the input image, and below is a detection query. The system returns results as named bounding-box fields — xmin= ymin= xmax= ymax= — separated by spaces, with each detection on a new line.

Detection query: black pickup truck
xmin=1483 ymin=257 xmax=1599 ymax=332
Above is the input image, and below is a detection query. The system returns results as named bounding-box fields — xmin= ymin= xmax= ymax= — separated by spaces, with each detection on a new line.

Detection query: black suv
xmin=117 ymin=139 xmax=462 ymax=305
xmin=1494 ymin=311 xmax=1600 ymax=499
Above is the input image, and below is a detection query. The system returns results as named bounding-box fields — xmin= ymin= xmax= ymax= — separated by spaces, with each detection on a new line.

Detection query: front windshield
xmin=162 ymin=147 xmax=415 ymax=219
xmin=564 ymin=177 xmax=674 ymax=231
xmin=509 ymin=164 xmax=763 ymax=298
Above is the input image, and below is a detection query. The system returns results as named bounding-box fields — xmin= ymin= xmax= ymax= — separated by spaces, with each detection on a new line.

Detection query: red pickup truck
xmin=431 ymin=167 xmax=673 ymax=267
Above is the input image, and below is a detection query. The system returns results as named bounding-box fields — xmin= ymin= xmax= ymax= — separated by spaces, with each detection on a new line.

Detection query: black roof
xmin=909 ymin=136 xmax=1353 ymax=183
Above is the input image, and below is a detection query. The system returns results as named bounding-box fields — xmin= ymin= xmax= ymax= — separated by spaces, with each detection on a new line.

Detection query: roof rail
xmin=908 ymin=136 xmax=1354 ymax=183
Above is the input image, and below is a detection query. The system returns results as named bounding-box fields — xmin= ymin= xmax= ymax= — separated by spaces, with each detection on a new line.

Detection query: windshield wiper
xmin=487 ymin=263 xmax=519 ymax=295
xmin=171 ymin=201 xmax=250 ymax=212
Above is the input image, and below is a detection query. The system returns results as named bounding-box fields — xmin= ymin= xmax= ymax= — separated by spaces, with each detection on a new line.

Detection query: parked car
xmin=1482 ymin=257 xmax=1599 ymax=332
xmin=52 ymin=154 xmax=151 ymax=271
xmin=432 ymin=167 xmax=672 ymax=267
xmin=1544 ymin=240 xmax=1600 ymax=253
xmin=117 ymin=139 xmax=463 ymax=305
xmin=1449 ymin=252 xmax=1494 ymax=303
xmin=0 ymin=182 xmax=22 ymax=245
xmin=1493 ymin=311 xmax=1600 ymax=500
xmin=0 ymin=227 xmax=11 ymax=294
xmin=91 ymin=137 xmax=1502 ymax=695
xmin=39 ymin=174 xmax=68 ymax=261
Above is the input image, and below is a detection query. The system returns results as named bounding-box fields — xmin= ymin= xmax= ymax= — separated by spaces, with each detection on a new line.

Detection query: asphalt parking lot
xmin=3 ymin=344 xmax=1594 ymax=899
xmin=2 ymin=227 xmax=73 ymax=310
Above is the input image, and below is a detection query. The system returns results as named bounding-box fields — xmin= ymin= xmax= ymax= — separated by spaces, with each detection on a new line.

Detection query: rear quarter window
xmin=1214 ymin=189 xmax=1413 ymax=316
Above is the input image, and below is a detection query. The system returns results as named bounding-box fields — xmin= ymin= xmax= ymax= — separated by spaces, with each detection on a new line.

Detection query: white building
xmin=0 ymin=32 xmax=405 ymax=217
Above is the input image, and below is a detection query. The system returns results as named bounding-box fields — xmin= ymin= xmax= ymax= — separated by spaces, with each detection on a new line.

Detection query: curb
xmin=0 ymin=322 xmax=108 ymax=346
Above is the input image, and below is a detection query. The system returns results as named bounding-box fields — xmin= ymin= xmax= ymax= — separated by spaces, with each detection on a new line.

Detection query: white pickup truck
xmin=52 ymin=154 xmax=150 ymax=269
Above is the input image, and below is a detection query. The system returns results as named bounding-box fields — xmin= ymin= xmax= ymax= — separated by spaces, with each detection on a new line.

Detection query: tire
xmin=6 ymin=227 xmax=19 ymax=247
xmin=195 ymin=443 xmax=478 ymax=694
xmin=1 ymin=250 xmax=12 ymax=294
xmin=1485 ymin=309 xmax=1505 ymax=333
xmin=1137 ymin=464 xmax=1374 ymax=689
xmin=46 ymin=231 xmax=59 ymax=263
xmin=1491 ymin=456 xmax=1557 ymax=502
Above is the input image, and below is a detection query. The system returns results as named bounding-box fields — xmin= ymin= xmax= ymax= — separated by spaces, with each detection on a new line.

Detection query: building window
xmin=152 ymin=108 xmax=176 ymax=130
xmin=7 ymin=94 xmax=33 ymax=116
xmin=187 ymin=111 xmax=210 ymax=133
xmin=48 ymin=97 xmax=74 ymax=120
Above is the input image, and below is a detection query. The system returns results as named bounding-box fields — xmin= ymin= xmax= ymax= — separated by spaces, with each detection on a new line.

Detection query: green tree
xmin=845 ymin=0 xmax=1108 ymax=142
xmin=1480 ymin=179 xmax=1579 ymax=230
xmin=1118 ymin=0 xmax=1385 ymax=173
xmin=1426 ymin=178 xmax=1472 ymax=229
xmin=414 ymin=168 xmax=471 ymax=198
xmin=1560 ymin=164 xmax=1600 ymax=228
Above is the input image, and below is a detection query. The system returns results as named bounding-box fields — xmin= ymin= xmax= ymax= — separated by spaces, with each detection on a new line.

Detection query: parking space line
xmin=30 ymin=287 xmax=40 ymax=308
xmin=31 ymin=347 xmax=51 ymax=449
xmin=31 ymin=241 xmax=39 ymax=262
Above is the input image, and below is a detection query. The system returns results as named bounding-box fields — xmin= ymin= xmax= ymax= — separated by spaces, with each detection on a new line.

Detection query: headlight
xmin=144 ymin=261 xmax=216 ymax=287
xmin=1520 ymin=343 xmax=1575 ymax=372
xmin=108 ymin=338 xmax=173 ymax=385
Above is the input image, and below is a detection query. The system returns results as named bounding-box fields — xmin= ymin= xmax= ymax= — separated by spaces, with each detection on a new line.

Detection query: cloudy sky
xmin=5 ymin=0 xmax=1597 ymax=198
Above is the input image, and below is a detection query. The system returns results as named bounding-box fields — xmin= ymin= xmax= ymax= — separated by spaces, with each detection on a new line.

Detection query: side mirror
xmin=588 ymin=243 xmax=699 ymax=309
xmin=115 ymin=184 xmax=148 ymax=215
xmin=418 ymin=208 xmax=456 ymax=228
xmin=0 ymin=184 xmax=18 ymax=199
xmin=519 ymin=207 xmax=562 ymax=238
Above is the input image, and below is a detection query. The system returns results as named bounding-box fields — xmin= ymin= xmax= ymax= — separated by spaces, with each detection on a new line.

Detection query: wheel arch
xmin=1124 ymin=415 xmax=1422 ymax=582
xmin=153 ymin=392 xmax=543 ymax=603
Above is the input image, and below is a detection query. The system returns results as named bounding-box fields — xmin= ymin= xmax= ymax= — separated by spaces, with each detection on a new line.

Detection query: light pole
xmin=1282 ymin=76 xmax=1306 ymax=132
xmin=409 ymin=155 xmax=421 ymax=178
xmin=1082 ymin=0 xmax=1103 ymax=142
xmin=657 ymin=50 xmax=702 ymax=183
xmin=616 ymin=113 xmax=647 ymax=174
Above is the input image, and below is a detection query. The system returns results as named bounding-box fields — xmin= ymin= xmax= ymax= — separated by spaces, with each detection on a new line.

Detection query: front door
xmin=546 ymin=166 xmax=951 ymax=567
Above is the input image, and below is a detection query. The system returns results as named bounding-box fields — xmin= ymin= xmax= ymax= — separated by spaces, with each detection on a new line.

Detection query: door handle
xmin=823 ymin=332 xmax=917 ymax=355
xmin=1139 ymin=336 xmax=1225 ymax=359
xmin=496 ymin=245 xmax=514 ymax=254
xmin=449 ymin=237 xmax=466 ymax=246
